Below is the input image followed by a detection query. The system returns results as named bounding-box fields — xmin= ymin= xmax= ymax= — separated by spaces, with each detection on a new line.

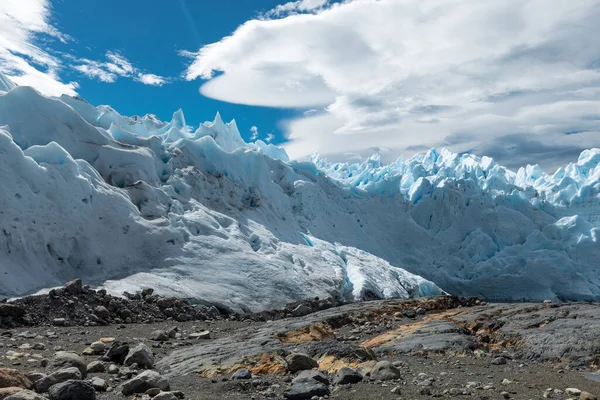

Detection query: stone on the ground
xmin=104 ymin=341 xmax=129 ymax=364
xmin=48 ymin=380 xmax=95 ymax=400
xmin=283 ymin=381 xmax=329 ymax=400
xmin=35 ymin=367 xmax=82 ymax=393
xmin=188 ymin=331 xmax=210 ymax=340
xmin=124 ymin=344 xmax=154 ymax=369
xmin=566 ymin=388 xmax=582 ymax=396
xmin=93 ymin=306 xmax=109 ymax=321
xmin=581 ymin=392 xmax=597 ymax=400
xmin=86 ymin=361 xmax=105 ymax=374
xmin=491 ymin=357 xmax=507 ymax=365
xmin=335 ymin=367 xmax=363 ymax=385
xmin=4 ymin=390 xmax=46 ymax=400
xmin=151 ymin=330 xmax=169 ymax=341
xmin=285 ymin=353 xmax=318 ymax=372
xmin=107 ymin=364 xmax=119 ymax=375
xmin=0 ymin=387 xmax=23 ymax=399
xmin=231 ymin=369 xmax=252 ymax=380
xmin=153 ymin=392 xmax=178 ymax=400
xmin=52 ymin=352 xmax=87 ymax=378
xmin=293 ymin=370 xmax=329 ymax=385
xmin=87 ymin=377 xmax=107 ymax=392
xmin=370 ymin=361 xmax=401 ymax=381
xmin=0 ymin=369 xmax=32 ymax=390
xmin=120 ymin=370 xmax=170 ymax=396
xmin=63 ymin=279 xmax=83 ymax=295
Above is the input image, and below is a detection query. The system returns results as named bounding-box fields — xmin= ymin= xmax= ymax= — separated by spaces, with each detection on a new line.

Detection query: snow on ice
xmin=1 ymin=73 xmax=600 ymax=309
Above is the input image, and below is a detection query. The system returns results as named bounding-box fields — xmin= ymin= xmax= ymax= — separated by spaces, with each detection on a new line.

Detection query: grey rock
xmin=370 ymin=361 xmax=401 ymax=381
xmin=285 ymin=353 xmax=318 ymax=373
xmin=4 ymin=390 xmax=47 ymax=400
xmin=93 ymin=306 xmax=109 ymax=321
xmin=293 ymin=370 xmax=329 ymax=385
xmin=48 ymin=380 xmax=95 ymax=400
xmin=151 ymin=330 xmax=169 ymax=341
xmin=52 ymin=351 xmax=87 ymax=378
xmin=35 ymin=367 xmax=82 ymax=393
xmin=335 ymin=367 xmax=363 ymax=385
xmin=283 ymin=381 xmax=329 ymax=400
xmin=124 ymin=344 xmax=154 ymax=369
xmin=491 ymin=357 xmax=507 ymax=365
xmin=230 ymin=368 xmax=252 ymax=380
xmin=87 ymin=377 xmax=107 ymax=392
xmin=120 ymin=370 xmax=170 ymax=396
xmin=86 ymin=361 xmax=105 ymax=374
xmin=63 ymin=279 xmax=83 ymax=295
xmin=153 ymin=392 xmax=178 ymax=400
xmin=104 ymin=341 xmax=129 ymax=364
xmin=107 ymin=364 xmax=119 ymax=375
xmin=188 ymin=331 xmax=210 ymax=340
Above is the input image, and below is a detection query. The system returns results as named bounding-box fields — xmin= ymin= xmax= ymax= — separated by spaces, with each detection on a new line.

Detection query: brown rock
xmin=581 ymin=392 xmax=597 ymax=400
xmin=0 ymin=369 xmax=33 ymax=390
xmin=0 ymin=387 xmax=23 ymax=400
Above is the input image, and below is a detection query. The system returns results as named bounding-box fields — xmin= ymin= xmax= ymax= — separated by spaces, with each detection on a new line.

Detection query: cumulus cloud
xmin=184 ymin=0 xmax=600 ymax=170
xmin=0 ymin=0 xmax=78 ymax=96
xmin=263 ymin=0 xmax=329 ymax=17
xmin=74 ymin=52 xmax=169 ymax=86
xmin=265 ymin=132 xmax=275 ymax=143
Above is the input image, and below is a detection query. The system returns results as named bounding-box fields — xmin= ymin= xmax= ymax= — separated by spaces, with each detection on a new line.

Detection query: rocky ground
xmin=2 ymin=280 xmax=600 ymax=399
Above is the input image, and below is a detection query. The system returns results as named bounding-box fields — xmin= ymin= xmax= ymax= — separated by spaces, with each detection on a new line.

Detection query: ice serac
xmin=1 ymin=85 xmax=600 ymax=307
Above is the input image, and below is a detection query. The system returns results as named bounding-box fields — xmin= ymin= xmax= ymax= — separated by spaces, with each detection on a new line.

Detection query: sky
xmin=1 ymin=0 xmax=600 ymax=171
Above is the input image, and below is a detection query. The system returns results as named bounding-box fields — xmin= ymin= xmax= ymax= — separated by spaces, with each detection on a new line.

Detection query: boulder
xmin=151 ymin=330 xmax=169 ymax=341
xmin=87 ymin=377 xmax=107 ymax=392
xmin=0 ymin=369 xmax=32 ymax=390
xmin=370 ymin=361 xmax=401 ymax=381
xmin=4 ymin=390 xmax=46 ymax=400
xmin=86 ymin=361 xmax=105 ymax=374
xmin=285 ymin=353 xmax=318 ymax=373
xmin=120 ymin=370 xmax=170 ymax=396
xmin=293 ymin=370 xmax=329 ymax=385
xmin=153 ymin=392 xmax=178 ymax=400
xmin=35 ymin=367 xmax=82 ymax=393
xmin=103 ymin=341 xmax=129 ymax=364
xmin=63 ymin=279 xmax=83 ymax=295
xmin=335 ymin=367 xmax=363 ymax=385
xmin=52 ymin=352 xmax=87 ymax=378
xmin=48 ymin=380 xmax=95 ymax=400
xmin=231 ymin=369 xmax=252 ymax=380
xmin=283 ymin=381 xmax=329 ymax=400
xmin=93 ymin=306 xmax=109 ymax=321
xmin=0 ymin=387 xmax=23 ymax=400
xmin=124 ymin=344 xmax=154 ymax=369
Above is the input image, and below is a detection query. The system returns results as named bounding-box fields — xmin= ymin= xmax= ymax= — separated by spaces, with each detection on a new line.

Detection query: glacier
xmin=1 ymin=73 xmax=600 ymax=309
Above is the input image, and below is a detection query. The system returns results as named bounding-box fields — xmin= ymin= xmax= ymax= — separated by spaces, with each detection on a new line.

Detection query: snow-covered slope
xmin=1 ymin=75 xmax=600 ymax=307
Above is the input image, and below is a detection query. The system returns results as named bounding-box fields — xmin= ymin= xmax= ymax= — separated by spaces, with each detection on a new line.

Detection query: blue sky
xmin=1 ymin=0 xmax=600 ymax=170
xmin=41 ymin=0 xmax=303 ymax=144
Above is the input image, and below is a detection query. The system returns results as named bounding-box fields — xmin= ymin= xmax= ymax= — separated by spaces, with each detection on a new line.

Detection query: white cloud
xmin=250 ymin=125 xmax=259 ymax=140
xmin=74 ymin=52 xmax=170 ymax=86
xmin=0 ymin=0 xmax=78 ymax=96
xmin=263 ymin=0 xmax=328 ymax=17
xmin=136 ymin=73 xmax=167 ymax=86
xmin=265 ymin=132 xmax=275 ymax=143
xmin=184 ymin=0 xmax=600 ymax=170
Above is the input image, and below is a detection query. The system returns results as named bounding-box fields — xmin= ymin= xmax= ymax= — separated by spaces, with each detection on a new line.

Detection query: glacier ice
xmin=1 ymin=73 xmax=600 ymax=308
